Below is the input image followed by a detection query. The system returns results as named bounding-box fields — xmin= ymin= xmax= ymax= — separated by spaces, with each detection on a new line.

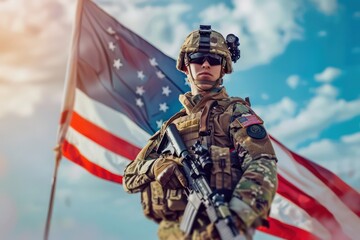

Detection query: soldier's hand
xmin=153 ymin=157 xmax=187 ymax=189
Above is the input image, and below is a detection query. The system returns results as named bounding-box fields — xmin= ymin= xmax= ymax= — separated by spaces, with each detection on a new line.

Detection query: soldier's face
xmin=186 ymin=54 xmax=222 ymax=91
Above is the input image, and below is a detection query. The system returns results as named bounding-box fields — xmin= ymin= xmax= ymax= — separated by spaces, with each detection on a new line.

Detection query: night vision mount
xmin=198 ymin=25 xmax=241 ymax=63
xmin=226 ymin=33 xmax=240 ymax=63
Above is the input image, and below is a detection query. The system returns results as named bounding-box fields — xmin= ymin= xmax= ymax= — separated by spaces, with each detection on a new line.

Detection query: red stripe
xmin=70 ymin=111 xmax=141 ymax=160
xmin=258 ymin=217 xmax=319 ymax=240
xmin=270 ymin=136 xmax=360 ymax=217
xmin=62 ymin=140 xmax=123 ymax=184
xmin=277 ymin=174 xmax=350 ymax=240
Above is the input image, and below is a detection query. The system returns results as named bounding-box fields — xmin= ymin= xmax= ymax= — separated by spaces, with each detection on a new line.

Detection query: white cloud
xmin=286 ymin=75 xmax=300 ymax=89
xmin=0 ymin=66 xmax=48 ymax=83
xmin=314 ymin=67 xmax=342 ymax=82
xmin=254 ymin=97 xmax=297 ymax=126
xmin=353 ymin=11 xmax=360 ymax=18
xmin=298 ymin=132 xmax=360 ymax=189
xmin=352 ymin=47 xmax=360 ymax=54
xmin=0 ymin=0 xmax=75 ymax=118
xmin=261 ymin=93 xmax=269 ymax=100
xmin=315 ymin=83 xmax=338 ymax=96
xmin=198 ymin=0 xmax=304 ymax=70
xmin=265 ymin=84 xmax=360 ymax=147
xmin=309 ymin=0 xmax=338 ymax=15
xmin=0 ymin=83 xmax=43 ymax=118
xmin=0 ymin=0 xmax=342 ymax=120
xmin=98 ymin=1 xmax=191 ymax=58
xmin=341 ymin=132 xmax=360 ymax=143
xmin=317 ymin=30 xmax=327 ymax=37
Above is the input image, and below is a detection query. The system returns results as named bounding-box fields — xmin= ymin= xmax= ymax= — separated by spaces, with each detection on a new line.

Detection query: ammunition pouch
xmin=209 ymin=145 xmax=243 ymax=200
xmin=141 ymin=181 xmax=187 ymax=223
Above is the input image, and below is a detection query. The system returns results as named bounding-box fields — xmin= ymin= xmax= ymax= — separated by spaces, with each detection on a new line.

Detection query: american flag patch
xmin=236 ymin=115 xmax=263 ymax=128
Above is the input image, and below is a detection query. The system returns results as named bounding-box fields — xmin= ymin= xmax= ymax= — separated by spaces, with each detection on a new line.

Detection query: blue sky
xmin=0 ymin=0 xmax=359 ymax=239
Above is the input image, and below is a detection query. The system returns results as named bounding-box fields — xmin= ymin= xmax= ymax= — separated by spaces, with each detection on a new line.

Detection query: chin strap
xmin=194 ymin=79 xmax=220 ymax=86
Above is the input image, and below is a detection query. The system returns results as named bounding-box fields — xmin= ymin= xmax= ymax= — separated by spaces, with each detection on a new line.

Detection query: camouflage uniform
xmin=123 ymin=26 xmax=278 ymax=240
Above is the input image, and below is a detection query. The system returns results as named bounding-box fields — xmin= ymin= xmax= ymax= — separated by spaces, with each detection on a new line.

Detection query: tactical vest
xmin=172 ymin=98 xmax=247 ymax=196
xmin=141 ymin=97 xmax=249 ymax=223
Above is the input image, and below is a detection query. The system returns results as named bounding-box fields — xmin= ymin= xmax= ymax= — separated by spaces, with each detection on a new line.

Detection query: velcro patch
xmin=247 ymin=124 xmax=267 ymax=139
xmin=236 ymin=115 xmax=263 ymax=128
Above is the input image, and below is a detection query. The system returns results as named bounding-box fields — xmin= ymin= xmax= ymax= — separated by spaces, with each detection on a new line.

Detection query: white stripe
xmin=271 ymin=193 xmax=331 ymax=239
xmin=73 ymin=88 xmax=151 ymax=148
xmin=65 ymin=126 xmax=131 ymax=176
xmin=271 ymin=139 xmax=360 ymax=238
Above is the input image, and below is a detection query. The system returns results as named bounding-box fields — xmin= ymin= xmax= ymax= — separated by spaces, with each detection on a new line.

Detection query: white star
xmin=156 ymin=119 xmax=163 ymax=129
xmin=136 ymin=86 xmax=145 ymax=96
xmin=108 ymin=42 xmax=116 ymax=51
xmin=162 ymin=86 xmax=171 ymax=97
xmin=159 ymin=102 xmax=169 ymax=112
xmin=149 ymin=58 xmax=158 ymax=66
xmin=107 ymin=27 xmax=116 ymax=34
xmin=184 ymin=77 xmax=190 ymax=86
xmin=156 ymin=71 xmax=165 ymax=79
xmin=137 ymin=71 xmax=145 ymax=80
xmin=113 ymin=58 xmax=122 ymax=69
xmin=136 ymin=98 xmax=144 ymax=107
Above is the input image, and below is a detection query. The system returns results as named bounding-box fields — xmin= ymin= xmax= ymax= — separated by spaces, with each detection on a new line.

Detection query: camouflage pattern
xmin=157 ymin=220 xmax=189 ymax=240
xmin=123 ymin=88 xmax=278 ymax=239
xmin=176 ymin=29 xmax=233 ymax=74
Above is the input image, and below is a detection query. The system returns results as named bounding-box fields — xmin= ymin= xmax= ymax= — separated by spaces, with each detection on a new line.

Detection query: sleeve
xmin=123 ymin=131 xmax=161 ymax=193
xmin=227 ymin=103 xmax=278 ymax=229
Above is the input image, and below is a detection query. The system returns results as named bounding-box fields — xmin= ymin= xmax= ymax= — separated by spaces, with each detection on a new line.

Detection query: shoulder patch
xmin=235 ymin=115 xmax=263 ymax=128
xmin=247 ymin=124 xmax=267 ymax=139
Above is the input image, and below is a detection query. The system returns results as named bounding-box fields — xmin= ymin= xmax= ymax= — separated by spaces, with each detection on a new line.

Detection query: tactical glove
xmin=152 ymin=157 xmax=187 ymax=189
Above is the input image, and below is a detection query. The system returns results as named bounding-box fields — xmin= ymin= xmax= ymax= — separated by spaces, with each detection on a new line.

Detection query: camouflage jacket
xmin=123 ymin=88 xmax=278 ymax=231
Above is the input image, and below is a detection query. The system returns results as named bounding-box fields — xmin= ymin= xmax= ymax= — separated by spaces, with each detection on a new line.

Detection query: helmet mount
xmin=198 ymin=25 xmax=212 ymax=52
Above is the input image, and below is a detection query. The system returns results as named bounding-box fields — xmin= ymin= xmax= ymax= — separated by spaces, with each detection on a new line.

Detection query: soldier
xmin=123 ymin=25 xmax=278 ymax=240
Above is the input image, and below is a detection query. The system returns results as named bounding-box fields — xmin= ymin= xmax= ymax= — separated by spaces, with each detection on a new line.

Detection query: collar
xmin=179 ymin=87 xmax=229 ymax=114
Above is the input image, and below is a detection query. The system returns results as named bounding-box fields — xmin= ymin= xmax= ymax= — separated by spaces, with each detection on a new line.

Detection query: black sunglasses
xmin=188 ymin=52 xmax=222 ymax=66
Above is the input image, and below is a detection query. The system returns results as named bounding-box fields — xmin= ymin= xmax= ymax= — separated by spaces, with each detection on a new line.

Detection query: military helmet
xmin=176 ymin=25 xmax=234 ymax=74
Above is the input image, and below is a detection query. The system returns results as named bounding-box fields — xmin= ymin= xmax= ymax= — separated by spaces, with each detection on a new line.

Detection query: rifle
xmin=159 ymin=123 xmax=245 ymax=240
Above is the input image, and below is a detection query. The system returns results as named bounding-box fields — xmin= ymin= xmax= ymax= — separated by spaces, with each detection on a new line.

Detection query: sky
xmin=0 ymin=0 xmax=359 ymax=239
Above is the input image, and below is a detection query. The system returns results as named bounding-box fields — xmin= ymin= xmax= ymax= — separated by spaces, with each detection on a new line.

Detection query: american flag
xmin=57 ymin=0 xmax=360 ymax=239
xmin=58 ymin=0 xmax=189 ymax=183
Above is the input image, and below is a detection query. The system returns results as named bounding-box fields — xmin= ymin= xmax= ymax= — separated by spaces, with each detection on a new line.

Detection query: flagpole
xmin=44 ymin=0 xmax=84 ymax=239
xmin=44 ymin=147 xmax=62 ymax=240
